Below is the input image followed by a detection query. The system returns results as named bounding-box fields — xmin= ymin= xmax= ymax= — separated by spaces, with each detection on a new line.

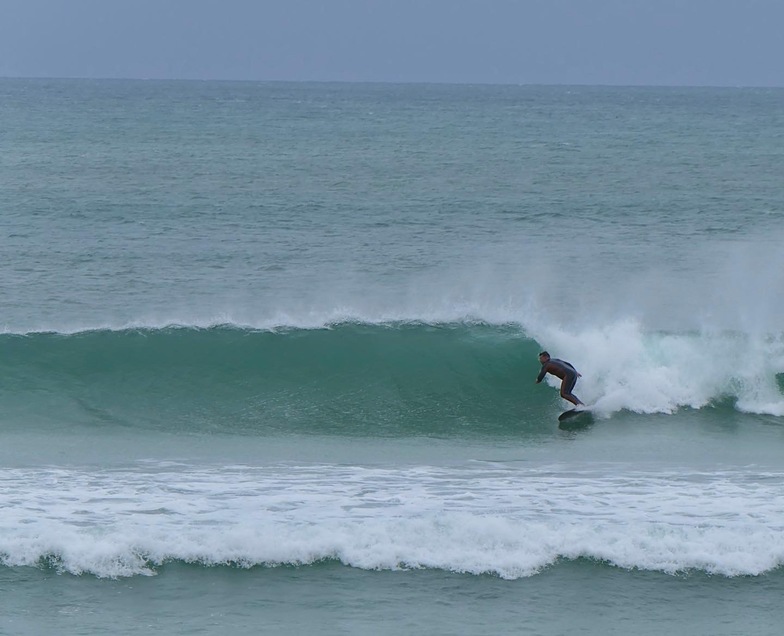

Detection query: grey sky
xmin=1 ymin=0 xmax=782 ymax=86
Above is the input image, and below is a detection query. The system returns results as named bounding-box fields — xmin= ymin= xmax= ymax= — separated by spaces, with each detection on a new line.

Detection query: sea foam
xmin=531 ymin=318 xmax=784 ymax=416
xmin=2 ymin=463 xmax=783 ymax=579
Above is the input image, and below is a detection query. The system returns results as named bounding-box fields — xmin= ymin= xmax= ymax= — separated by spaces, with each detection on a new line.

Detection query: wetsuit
xmin=537 ymin=358 xmax=582 ymax=405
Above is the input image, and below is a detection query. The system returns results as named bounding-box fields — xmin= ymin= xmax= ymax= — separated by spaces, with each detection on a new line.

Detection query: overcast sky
xmin=1 ymin=0 xmax=782 ymax=86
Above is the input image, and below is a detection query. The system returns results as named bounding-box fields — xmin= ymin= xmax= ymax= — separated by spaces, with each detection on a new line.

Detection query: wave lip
xmin=2 ymin=465 xmax=783 ymax=579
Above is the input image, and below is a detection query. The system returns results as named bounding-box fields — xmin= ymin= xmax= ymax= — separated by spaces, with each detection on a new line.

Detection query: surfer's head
xmin=538 ymin=351 xmax=550 ymax=363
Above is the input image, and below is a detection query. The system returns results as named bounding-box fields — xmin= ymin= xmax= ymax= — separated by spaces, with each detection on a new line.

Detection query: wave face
xmin=0 ymin=323 xmax=542 ymax=437
xmin=3 ymin=322 xmax=784 ymax=439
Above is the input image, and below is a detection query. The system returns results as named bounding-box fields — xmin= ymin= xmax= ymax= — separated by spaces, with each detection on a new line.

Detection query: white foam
xmin=531 ymin=319 xmax=784 ymax=416
xmin=2 ymin=463 xmax=784 ymax=579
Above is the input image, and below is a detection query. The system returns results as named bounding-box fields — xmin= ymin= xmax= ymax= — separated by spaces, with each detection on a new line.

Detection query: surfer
xmin=535 ymin=351 xmax=584 ymax=406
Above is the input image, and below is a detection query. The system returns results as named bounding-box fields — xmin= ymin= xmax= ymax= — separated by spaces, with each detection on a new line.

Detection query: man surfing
xmin=535 ymin=351 xmax=584 ymax=407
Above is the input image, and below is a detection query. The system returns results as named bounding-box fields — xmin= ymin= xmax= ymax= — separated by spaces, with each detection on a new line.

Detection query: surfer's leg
xmin=561 ymin=374 xmax=583 ymax=406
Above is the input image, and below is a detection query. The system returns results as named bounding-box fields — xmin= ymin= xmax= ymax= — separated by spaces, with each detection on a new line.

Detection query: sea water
xmin=1 ymin=79 xmax=784 ymax=635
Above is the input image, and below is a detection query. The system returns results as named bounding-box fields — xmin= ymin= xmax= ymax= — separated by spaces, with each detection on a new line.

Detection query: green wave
xmin=0 ymin=324 xmax=558 ymax=437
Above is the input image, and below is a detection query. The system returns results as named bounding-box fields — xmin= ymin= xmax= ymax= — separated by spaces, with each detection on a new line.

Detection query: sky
xmin=1 ymin=0 xmax=782 ymax=86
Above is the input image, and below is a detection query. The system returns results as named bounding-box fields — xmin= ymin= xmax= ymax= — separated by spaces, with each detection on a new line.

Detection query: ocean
xmin=1 ymin=78 xmax=784 ymax=635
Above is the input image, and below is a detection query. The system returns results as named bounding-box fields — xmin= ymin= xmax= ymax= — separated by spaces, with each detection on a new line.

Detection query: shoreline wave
xmin=3 ymin=464 xmax=783 ymax=580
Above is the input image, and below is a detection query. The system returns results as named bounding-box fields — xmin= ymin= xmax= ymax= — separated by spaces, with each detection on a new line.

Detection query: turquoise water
xmin=2 ymin=78 xmax=784 ymax=634
xmin=4 ymin=564 xmax=784 ymax=636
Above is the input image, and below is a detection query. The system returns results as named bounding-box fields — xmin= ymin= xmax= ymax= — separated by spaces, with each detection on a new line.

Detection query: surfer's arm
xmin=536 ymin=367 xmax=547 ymax=383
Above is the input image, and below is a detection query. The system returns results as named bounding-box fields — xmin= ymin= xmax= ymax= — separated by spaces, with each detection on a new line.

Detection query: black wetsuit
xmin=537 ymin=358 xmax=581 ymax=404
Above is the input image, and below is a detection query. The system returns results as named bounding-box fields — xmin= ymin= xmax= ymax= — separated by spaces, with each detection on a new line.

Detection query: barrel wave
xmin=4 ymin=321 xmax=784 ymax=439
xmin=1 ymin=323 xmax=560 ymax=437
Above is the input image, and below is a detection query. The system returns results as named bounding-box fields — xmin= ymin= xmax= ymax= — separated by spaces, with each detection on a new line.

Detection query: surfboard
xmin=558 ymin=409 xmax=593 ymax=431
xmin=557 ymin=408 xmax=593 ymax=429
